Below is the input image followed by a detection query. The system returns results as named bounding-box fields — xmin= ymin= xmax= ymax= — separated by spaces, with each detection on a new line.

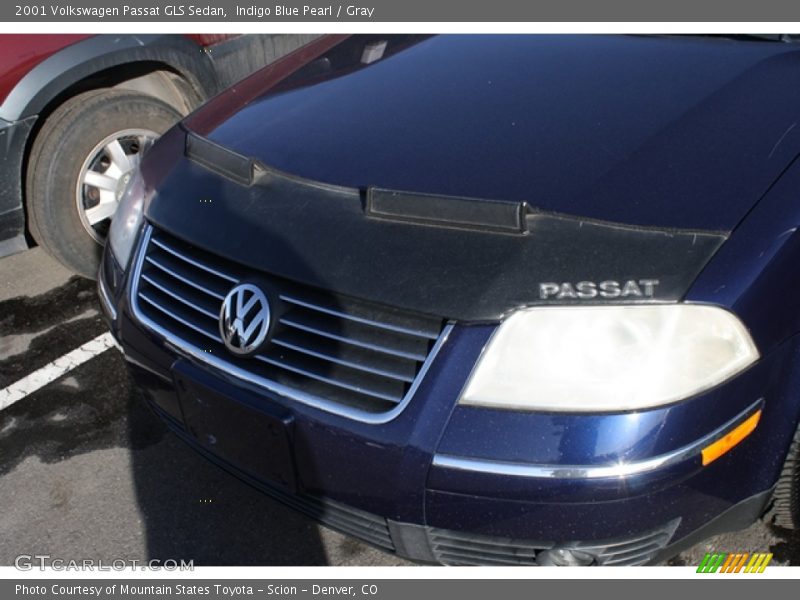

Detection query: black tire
xmin=766 ymin=424 xmax=800 ymax=529
xmin=26 ymin=89 xmax=182 ymax=279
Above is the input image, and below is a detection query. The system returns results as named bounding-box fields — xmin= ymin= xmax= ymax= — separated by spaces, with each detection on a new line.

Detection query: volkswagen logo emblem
xmin=219 ymin=283 xmax=271 ymax=356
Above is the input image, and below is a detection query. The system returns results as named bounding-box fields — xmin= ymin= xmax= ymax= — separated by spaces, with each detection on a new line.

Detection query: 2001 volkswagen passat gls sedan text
xmin=98 ymin=34 xmax=800 ymax=565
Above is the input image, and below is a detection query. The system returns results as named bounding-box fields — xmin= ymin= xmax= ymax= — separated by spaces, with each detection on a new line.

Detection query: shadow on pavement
xmin=128 ymin=386 xmax=331 ymax=565
xmin=0 ymin=275 xmax=330 ymax=565
xmin=770 ymin=526 xmax=800 ymax=565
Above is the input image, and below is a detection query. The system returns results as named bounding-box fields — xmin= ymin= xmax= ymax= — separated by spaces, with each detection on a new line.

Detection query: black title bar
xmin=5 ymin=0 xmax=800 ymax=22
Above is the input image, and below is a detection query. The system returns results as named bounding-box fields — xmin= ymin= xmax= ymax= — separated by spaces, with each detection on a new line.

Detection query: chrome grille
xmin=132 ymin=225 xmax=447 ymax=420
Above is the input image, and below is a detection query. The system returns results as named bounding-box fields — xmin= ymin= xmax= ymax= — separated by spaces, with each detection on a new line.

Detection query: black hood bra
xmin=144 ymin=128 xmax=725 ymax=321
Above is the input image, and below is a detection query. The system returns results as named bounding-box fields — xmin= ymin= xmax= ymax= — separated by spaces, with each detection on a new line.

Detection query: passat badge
xmin=219 ymin=283 xmax=271 ymax=355
xmin=539 ymin=279 xmax=660 ymax=300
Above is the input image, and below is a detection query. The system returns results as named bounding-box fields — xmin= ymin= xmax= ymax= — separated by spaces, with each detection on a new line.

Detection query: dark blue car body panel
xmin=197 ymin=35 xmax=800 ymax=232
xmin=99 ymin=35 xmax=800 ymax=564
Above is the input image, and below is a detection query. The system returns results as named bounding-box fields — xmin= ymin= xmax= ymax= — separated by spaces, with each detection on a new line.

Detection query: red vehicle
xmin=0 ymin=34 xmax=313 ymax=278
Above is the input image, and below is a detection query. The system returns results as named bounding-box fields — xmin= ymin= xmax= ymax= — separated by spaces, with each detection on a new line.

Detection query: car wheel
xmin=767 ymin=424 xmax=800 ymax=529
xmin=26 ymin=89 xmax=182 ymax=279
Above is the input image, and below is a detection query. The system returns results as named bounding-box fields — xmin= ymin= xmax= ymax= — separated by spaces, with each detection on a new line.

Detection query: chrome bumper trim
xmin=433 ymin=398 xmax=764 ymax=479
xmin=97 ymin=272 xmax=117 ymax=321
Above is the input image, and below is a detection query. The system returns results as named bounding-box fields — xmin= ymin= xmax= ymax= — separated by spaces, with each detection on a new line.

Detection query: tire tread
xmin=26 ymin=88 xmax=181 ymax=278
xmin=767 ymin=423 xmax=800 ymax=529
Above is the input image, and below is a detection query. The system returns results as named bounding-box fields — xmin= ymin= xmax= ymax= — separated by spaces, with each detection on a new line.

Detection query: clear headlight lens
xmin=459 ymin=304 xmax=759 ymax=412
xmin=108 ymin=171 xmax=145 ymax=269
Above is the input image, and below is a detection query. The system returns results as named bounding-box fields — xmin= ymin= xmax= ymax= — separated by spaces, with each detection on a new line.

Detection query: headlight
xmin=459 ymin=304 xmax=759 ymax=412
xmin=108 ymin=171 xmax=145 ymax=269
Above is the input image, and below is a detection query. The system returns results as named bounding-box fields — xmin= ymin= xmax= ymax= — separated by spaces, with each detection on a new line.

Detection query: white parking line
xmin=0 ymin=332 xmax=117 ymax=412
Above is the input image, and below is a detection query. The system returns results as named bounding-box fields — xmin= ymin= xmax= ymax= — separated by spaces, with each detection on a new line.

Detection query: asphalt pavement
xmin=1 ymin=248 xmax=798 ymax=567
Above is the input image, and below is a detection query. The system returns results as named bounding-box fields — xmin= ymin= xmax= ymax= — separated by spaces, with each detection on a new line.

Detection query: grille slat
xmin=427 ymin=519 xmax=680 ymax=566
xmin=279 ymin=294 xmax=440 ymax=340
xmin=577 ymin=530 xmax=671 ymax=550
xmin=279 ymin=316 xmax=429 ymax=362
xmin=150 ymin=235 xmax=238 ymax=283
xmin=436 ymin=551 xmax=535 ymax=566
xmin=133 ymin=225 xmax=446 ymax=417
xmin=288 ymin=499 xmax=394 ymax=547
xmin=141 ymin=272 xmax=220 ymax=320
xmin=254 ymin=353 xmax=404 ymax=404
xmin=271 ymin=336 xmax=416 ymax=383
xmin=311 ymin=512 xmax=394 ymax=547
xmin=231 ymin=471 xmax=394 ymax=551
xmin=430 ymin=531 xmax=551 ymax=551
xmin=139 ymin=291 xmax=222 ymax=344
xmin=433 ymin=541 xmax=538 ymax=560
xmin=145 ymin=255 xmax=227 ymax=300
xmin=599 ymin=543 xmax=665 ymax=565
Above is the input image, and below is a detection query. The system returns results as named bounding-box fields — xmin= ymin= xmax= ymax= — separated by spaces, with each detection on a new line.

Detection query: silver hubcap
xmin=76 ymin=129 xmax=158 ymax=243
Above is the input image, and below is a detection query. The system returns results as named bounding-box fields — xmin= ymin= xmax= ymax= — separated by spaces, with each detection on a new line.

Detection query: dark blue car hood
xmin=145 ymin=35 xmax=800 ymax=320
xmin=195 ymin=34 xmax=800 ymax=232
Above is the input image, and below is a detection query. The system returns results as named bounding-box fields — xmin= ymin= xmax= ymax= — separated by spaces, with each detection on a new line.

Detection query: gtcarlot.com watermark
xmin=15 ymin=554 xmax=194 ymax=571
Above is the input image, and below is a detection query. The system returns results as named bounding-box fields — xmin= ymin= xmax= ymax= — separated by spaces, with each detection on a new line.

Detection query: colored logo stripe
xmin=745 ymin=553 xmax=773 ymax=573
xmin=697 ymin=553 xmax=726 ymax=573
xmin=696 ymin=552 xmax=772 ymax=573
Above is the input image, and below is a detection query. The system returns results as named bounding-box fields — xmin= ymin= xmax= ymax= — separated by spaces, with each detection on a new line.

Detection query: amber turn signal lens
xmin=701 ymin=410 xmax=762 ymax=466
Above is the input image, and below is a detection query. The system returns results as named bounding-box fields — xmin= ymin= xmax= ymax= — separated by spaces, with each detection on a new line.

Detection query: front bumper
xmin=98 ymin=237 xmax=797 ymax=565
